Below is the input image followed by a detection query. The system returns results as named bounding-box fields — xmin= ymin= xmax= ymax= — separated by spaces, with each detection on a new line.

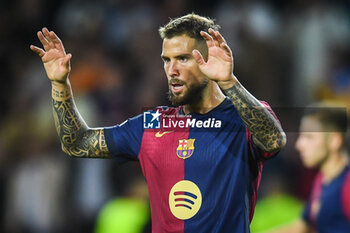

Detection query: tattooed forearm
xmin=52 ymin=88 xmax=71 ymax=99
xmin=52 ymin=85 xmax=111 ymax=158
xmin=223 ymin=81 xmax=286 ymax=152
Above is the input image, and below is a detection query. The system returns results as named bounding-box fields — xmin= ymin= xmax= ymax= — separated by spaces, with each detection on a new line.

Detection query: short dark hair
xmin=159 ymin=13 xmax=220 ymax=41
xmin=303 ymin=102 xmax=348 ymax=133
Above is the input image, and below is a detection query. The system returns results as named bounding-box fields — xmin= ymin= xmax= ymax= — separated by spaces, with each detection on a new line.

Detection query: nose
xmin=167 ymin=61 xmax=179 ymax=78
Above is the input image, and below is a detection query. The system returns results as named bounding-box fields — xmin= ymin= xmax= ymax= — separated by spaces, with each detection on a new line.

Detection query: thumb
xmin=192 ymin=49 xmax=206 ymax=66
xmin=62 ymin=53 xmax=72 ymax=66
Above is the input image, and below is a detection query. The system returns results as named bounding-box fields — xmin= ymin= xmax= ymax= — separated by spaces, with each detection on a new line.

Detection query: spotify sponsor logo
xmin=169 ymin=180 xmax=202 ymax=220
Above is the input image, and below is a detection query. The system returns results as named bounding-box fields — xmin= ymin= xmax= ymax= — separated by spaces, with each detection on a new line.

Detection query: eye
xmin=162 ymin=57 xmax=170 ymax=63
xmin=179 ymin=56 xmax=188 ymax=62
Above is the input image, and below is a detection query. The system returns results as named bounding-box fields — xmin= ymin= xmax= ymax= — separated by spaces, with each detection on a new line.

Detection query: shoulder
xmin=341 ymin=165 xmax=350 ymax=221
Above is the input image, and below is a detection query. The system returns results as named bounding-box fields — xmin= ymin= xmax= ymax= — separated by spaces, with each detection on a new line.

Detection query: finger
xmin=208 ymin=28 xmax=220 ymax=47
xmin=192 ymin=49 xmax=206 ymax=66
xmin=42 ymin=28 xmax=51 ymax=40
xmin=200 ymin=31 xmax=214 ymax=48
xmin=37 ymin=31 xmax=50 ymax=51
xmin=42 ymin=27 xmax=55 ymax=49
xmin=49 ymin=31 xmax=65 ymax=52
xmin=214 ymin=30 xmax=227 ymax=45
xmin=61 ymin=53 xmax=72 ymax=66
xmin=30 ymin=45 xmax=45 ymax=57
xmin=220 ymin=43 xmax=232 ymax=57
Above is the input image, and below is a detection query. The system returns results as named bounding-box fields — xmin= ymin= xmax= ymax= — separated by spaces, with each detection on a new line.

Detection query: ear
xmin=328 ymin=132 xmax=343 ymax=152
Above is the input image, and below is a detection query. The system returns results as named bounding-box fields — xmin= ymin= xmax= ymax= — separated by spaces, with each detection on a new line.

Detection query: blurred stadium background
xmin=0 ymin=0 xmax=349 ymax=232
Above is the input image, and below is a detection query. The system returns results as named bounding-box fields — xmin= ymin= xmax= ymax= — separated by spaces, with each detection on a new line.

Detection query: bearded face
xmin=168 ymin=77 xmax=208 ymax=106
xmin=161 ymin=35 xmax=209 ymax=107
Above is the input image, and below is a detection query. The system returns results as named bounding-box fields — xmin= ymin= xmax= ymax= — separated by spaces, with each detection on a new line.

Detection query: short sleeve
xmin=341 ymin=169 xmax=350 ymax=221
xmin=104 ymin=114 xmax=144 ymax=163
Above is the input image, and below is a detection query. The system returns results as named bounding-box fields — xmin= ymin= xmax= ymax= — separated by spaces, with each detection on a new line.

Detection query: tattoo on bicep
xmin=223 ymin=82 xmax=284 ymax=151
xmin=52 ymin=98 xmax=111 ymax=158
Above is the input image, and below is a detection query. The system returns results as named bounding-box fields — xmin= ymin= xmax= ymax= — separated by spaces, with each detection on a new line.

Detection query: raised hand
xmin=192 ymin=28 xmax=236 ymax=89
xmin=30 ymin=28 xmax=72 ymax=84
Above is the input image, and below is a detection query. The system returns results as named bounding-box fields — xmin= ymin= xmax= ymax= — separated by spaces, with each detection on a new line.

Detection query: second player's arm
xmin=52 ymin=81 xmax=112 ymax=158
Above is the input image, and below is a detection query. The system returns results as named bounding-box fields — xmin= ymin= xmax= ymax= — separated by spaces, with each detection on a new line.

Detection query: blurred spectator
xmin=286 ymin=0 xmax=350 ymax=104
xmin=4 ymin=145 xmax=68 ymax=233
xmin=95 ymin=163 xmax=150 ymax=233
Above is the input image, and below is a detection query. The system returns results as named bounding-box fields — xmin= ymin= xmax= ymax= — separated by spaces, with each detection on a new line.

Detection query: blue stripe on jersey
xmin=104 ymin=114 xmax=144 ymax=163
xmin=303 ymin=165 xmax=350 ymax=232
xmin=183 ymin=99 xmax=260 ymax=233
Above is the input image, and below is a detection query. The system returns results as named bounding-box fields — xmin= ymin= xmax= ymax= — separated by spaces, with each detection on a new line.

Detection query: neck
xmin=183 ymin=81 xmax=225 ymax=114
xmin=320 ymin=150 xmax=349 ymax=184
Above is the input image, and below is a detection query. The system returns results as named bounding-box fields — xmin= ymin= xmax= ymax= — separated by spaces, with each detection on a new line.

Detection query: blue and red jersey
xmin=104 ymin=98 xmax=278 ymax=233
xmin=302 ymin=164 xmax=350 ymax=232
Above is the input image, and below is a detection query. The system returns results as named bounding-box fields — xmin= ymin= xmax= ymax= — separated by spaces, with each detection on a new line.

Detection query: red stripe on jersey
xmin=341 ymin=169 xmax=350 ymax=222
xmin=245 ymin=128 xmax=264 ymax=222
xmin=250 ymin=160 xmax=263 ymax=222
xmin=138 ymin=107 xmax=189 ymax=233
xmin=309 ymin=173 xmax=323 ymax=223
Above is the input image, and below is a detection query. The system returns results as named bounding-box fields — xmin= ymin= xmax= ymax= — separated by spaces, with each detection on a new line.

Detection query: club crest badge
xmin=176 ymin=139 xmax=195 ymax=159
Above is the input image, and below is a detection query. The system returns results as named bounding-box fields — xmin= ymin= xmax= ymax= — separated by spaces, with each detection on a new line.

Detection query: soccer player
xmin=30 ymin=14 xmax=286 ymax=233
xmin=271 ymin=104 xmax=350 ymax=233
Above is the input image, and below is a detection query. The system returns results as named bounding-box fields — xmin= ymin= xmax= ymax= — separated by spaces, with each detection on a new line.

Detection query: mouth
xmin=169 ymin=80 xmax=186 ymax=94
xmin=171 ymin=83 xmax=185 ymax=94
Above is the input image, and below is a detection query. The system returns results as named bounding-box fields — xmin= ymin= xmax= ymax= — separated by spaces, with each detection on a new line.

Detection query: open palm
xmin=30 ymin=28 xmax=72 ymax=83
xmin=192 ymin=29 xmax=234 ymax=83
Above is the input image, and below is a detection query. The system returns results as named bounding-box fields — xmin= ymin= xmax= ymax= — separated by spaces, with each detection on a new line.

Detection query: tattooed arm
xmin=31 ymin=28 xmax=111 ymax=158
xmin=223 ymin=79 xmax=286 ymax=153
xmin=194 ymin=28 xmax=286 ymax=152
xmin=52 ymin=82 xmax=111 ymax=158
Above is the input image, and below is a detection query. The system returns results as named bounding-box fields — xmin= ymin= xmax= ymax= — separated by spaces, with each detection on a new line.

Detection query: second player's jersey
xmin=302 ymin=164 xmax=350 ymax=233
xmin=104 ymin=98 xmax=278 ymax=233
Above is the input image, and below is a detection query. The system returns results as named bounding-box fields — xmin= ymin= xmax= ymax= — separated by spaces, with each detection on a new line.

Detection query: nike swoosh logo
xmin=155 ymin=131 xmax=174 ymax=138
